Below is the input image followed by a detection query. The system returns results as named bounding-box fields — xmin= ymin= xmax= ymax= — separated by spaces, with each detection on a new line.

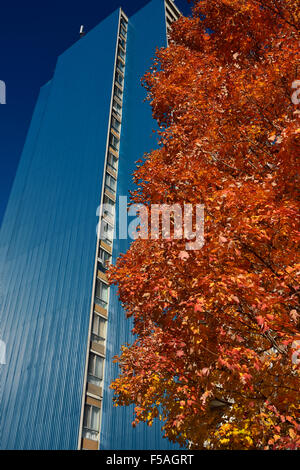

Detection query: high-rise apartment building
xmin=0 ymin=0 xmax=181 ymax=450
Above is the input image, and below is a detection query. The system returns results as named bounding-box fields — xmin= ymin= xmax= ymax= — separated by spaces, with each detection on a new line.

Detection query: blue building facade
xmin=0 ymin=0 xmax=181 ymax=450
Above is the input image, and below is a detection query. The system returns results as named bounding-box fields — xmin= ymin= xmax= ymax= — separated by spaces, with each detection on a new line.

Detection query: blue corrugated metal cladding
xmin=0 ymin=0 xmax=180 ymax=450
xmin=0 ymin=10 xmax=120 ymax=450
xmin=100 ymin=0 xmax=180 ymax=450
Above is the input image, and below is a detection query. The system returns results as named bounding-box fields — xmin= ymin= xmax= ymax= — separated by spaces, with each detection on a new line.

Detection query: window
xmin=120 ymin=25 xmax=127 ymax=38
xmin=103 ymin=194 xmax=115 ymax=214
xmin=105 ymin=172 xmax=117 ymax=192
xmin=166 ymin=0 xmax=180 ymax=18
xmin=83 ymin=404 xmax=100 ymax=440
xmin=109 ymin=133 xmax=119 ymax=152
xmin=118 ymin=47 xmax=125 ymax=60
xmin=92 ymin=314 xmax=107 ymax=343
xmin=111 ymin=115 xmax=121 ymax=134
xmin=114 ymin=85 xmax=122 ymax=100
xmin=102 ymin=194 xmax=115 ymax=221
xmin=97 ymin=260 xmax=105 ymax=274
xmin=120 ymin=18 xmax=127 ymax=30
xmin=107 ymin=151 xmax=118 ymax=171
xmin=117 ymin=59 xmax=125 ymax=74
xmin=115 ymin=71 xmax=124 ymax=87
xmin=99 ymin=247 xmax=111 ymax=266
xmin=100 ymin=220 xmax=114 ymax=245
xmin=88 ymin=352 xmax=104 ymax=387
xmin=95 ymin=278 xmax=108 ymax=307
xmin=113 ymin=99 xmax=122 ymax=116
xmin=166 ymin=7 xmax=177 ymax=23
xmin=119 ymin=37 xmax=126 ymax=49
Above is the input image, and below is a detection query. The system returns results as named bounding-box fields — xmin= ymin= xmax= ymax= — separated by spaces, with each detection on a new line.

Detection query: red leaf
xmin=176 ymin=350 xmax=185 ymax=357
xmin=194 ymin=303 xmax=203 ymax=313
xmin=256 ymin=315 xmax=264 ymax=326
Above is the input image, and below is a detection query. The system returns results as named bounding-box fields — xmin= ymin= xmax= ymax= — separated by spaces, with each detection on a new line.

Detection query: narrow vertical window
xmin=113 ymin=99 xmax=122 ymax=116
xmin=92 ymin=314 xmax=107 ymax=343
xmin=103 ymin=194 xmax=115 ymax=219
xmin=88 ymin=353 xmax=104 ymax=386
xmin=83 ymin=404 xmax=100 ymax=440
xmin=111 ymin=116 xmax=121 ymax=133
xmin=105 ymin=172 xmax=117 ymax=192
xmin=114 ymin=85 xmax=122 ymax=100
xmin=98 ymin=247 xmax=111 ymax=270
xmin=95 ymin=279 xmax=108 ymax=307
xmin=107 ymin=152 xmax=118 ymax=171
xmin=100 ymin=220 xmax=114 ymax=245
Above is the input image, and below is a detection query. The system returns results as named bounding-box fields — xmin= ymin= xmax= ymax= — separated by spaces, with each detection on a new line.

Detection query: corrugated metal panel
xmin=0 ymin=10 xmax=120 ymax=449
xmin=100 ymin=0 xmax=180 ymax=450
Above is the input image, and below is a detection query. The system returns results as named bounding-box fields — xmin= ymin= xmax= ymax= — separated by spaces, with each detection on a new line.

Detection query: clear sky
xmin=0 ymin=0 xmax=191 ymax=227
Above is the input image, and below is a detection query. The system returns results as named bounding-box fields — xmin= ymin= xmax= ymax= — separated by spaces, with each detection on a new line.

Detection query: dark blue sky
xmin=0 ymin=0 xmax=190 ymax=227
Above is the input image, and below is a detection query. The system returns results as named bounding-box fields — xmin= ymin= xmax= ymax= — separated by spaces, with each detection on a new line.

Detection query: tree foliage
xmin=109 ymin=0 xmax=300 ymax=449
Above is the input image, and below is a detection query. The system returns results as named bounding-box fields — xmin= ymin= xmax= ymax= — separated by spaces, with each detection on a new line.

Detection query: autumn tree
xmin=109 ymin=0 xmax=300 ymax=449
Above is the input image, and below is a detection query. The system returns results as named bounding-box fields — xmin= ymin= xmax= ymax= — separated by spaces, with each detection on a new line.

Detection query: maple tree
xmin=109 ymin=0 xmax=300 ymax=449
